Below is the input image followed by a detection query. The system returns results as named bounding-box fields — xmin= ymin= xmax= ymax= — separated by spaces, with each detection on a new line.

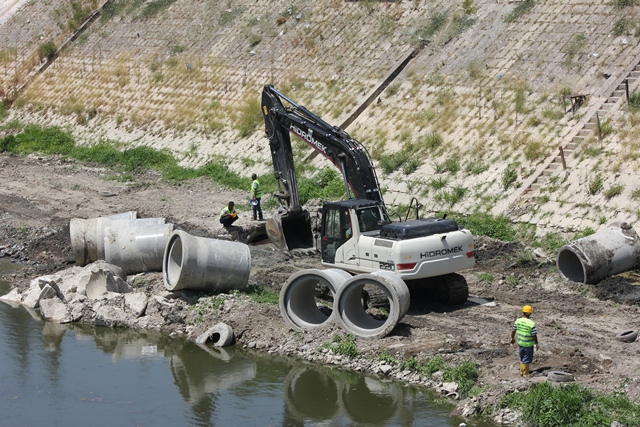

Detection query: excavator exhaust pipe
xmin=266 ymin=209 xmax=314 ymax=252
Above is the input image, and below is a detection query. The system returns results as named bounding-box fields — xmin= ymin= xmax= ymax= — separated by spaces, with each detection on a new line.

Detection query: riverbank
xmin=2 ymin=153 xmax=640 ymax=425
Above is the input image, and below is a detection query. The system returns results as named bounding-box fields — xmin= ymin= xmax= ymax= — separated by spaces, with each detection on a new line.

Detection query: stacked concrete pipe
xmin=557 ymin=222 xmax=640 ymax=284
xmin=279 ymin=268 xmax=352 ymax=332
xmin=279 ymin=269 xmax=411 ymax=339
xmin=102 ymin=222 xmax=175 ymax=274
xmin=70 ymin=214 xmax=168 ymax=264
xmin=334 ymin=271 xmax=410 ymax=340
xmin=163 ymin=230 xmax=251 ymax=292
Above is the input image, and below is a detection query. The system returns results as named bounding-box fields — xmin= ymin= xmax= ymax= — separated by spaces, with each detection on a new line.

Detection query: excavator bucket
xmin=265 ymin=209 xmax=314 ymax=252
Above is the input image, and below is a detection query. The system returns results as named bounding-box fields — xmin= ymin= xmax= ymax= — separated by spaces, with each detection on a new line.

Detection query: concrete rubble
xmin=0 ymin=261 xmax=177 ymax=328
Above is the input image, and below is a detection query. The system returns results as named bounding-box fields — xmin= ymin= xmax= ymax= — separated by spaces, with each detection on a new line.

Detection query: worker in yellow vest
xmin=510 ymin=305 xmax=539 ymax=377
xmin=219 ymin=201 xmax=238 ymax=228
xmin=250 ymin=173 xmax=264 ymax=221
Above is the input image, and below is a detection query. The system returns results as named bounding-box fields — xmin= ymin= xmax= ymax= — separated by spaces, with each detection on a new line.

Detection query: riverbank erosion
xmin=2 ymin=154 xmax=640 ymax=425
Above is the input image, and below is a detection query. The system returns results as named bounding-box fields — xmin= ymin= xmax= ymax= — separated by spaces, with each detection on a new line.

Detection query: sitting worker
xmin=219 ymin=201 xmax=238 ymax=228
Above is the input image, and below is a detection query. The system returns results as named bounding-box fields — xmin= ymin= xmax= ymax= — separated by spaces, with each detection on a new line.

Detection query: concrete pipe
xmin=557 ymin=223 xmax=640 ymax=284
xmin=279 ymin=269 xmax=352 ymax=332
xmin=335 ymin=271 xmax=410 ymax=340
xmin=102 ymin=222 xmax=175 ymax=274
xmin=105 ymin=211 xmax=139 ymax=220
xmin=163 ymin=230 xmax=251 ymax=292
xmin=70 ymin=216 xmax=165 ymax=266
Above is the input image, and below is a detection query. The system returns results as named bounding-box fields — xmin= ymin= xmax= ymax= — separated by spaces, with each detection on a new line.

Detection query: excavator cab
xmin=320 ymin=204 xmax=352 ymax=263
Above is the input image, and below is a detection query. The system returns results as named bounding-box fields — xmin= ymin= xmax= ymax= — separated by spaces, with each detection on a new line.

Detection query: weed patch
xmin=500 ymin=381 xmax=640 ymax=427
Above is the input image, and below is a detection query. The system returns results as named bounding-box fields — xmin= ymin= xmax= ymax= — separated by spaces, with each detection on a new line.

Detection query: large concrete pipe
xmin=335 ymin=271 xmax=410 ymax=339
xmin=70 ymin=216 xmax=165 ymax=266
xmin=163 ymin=230 xmax=251 ymax=292
xmin=279 ymin=269 xmax=352 ymax=332
xmin=102 ymin=222 xmax=175 ymax=274
xmin=557 ymin=222 xmax=640 ymax=284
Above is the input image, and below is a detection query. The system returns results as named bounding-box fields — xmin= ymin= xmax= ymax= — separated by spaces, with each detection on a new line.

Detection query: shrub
xmin=455 ymin=212 xmax=517 ymax=241
xmin=501 ymin=163 xmax=518 ymax=190
xmin=38 ymin=41 xmax=57 ymax=61
xmin=604 ymin=183 xmax=624 ymax=199
xmin=504 ymin=0 xmax=535 ymax=23
xmin=235 ymin=97 xmax=262 ymax=138
xmin=612 ymin=0 xmax=638 ymax=9
xmin=323 ymin=334 xmax=360 ymax=359
xmin=629 ymin=90 xmax=640 ymax=111
xmin=588 ymin=174 xmax=603 ymax=195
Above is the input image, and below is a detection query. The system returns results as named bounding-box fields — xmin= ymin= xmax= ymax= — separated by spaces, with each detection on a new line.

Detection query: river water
xmin=0 ymin=258 xmax=494 ymax=426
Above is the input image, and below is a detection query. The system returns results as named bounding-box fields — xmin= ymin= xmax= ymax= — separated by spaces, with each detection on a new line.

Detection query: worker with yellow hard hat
xmin=510 ymin=305 xmax=539 ymax=377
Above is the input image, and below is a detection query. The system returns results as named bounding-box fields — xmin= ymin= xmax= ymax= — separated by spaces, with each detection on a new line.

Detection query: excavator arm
xmin=262 ymin=84 xmax=384 ymax=209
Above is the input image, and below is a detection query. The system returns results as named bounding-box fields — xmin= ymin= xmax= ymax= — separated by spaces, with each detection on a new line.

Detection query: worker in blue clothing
xmin=510 ymin=305 xmax=540 ymax=377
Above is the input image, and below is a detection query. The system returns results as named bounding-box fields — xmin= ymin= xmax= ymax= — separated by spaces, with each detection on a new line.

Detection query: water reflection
xmin=0 ymin=278 xmax=487 ymax=426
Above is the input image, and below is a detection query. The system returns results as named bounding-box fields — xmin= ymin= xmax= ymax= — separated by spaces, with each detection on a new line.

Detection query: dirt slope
xmin=2 ymin=153 xmax=640 ymax=423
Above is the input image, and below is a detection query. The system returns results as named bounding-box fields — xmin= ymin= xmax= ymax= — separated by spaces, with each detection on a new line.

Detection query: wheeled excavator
xmin=261 ymin=84 xmax=474 ymax=304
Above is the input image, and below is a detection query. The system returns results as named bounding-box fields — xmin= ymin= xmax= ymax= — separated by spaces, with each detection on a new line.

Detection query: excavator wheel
xmin=433 ymin=273 xmax=469 ymax=305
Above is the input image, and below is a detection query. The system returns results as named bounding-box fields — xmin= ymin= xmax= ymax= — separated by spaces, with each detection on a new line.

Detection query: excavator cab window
xmin=357 ymin=206 xmax=382 ymax=233
xmin=321 ymin=206 xmax=350 ymax=263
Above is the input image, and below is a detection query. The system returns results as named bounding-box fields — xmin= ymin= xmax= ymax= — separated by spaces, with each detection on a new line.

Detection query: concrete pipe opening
xmin=279 ymin=269 xmax=352 ymax=332
xmin=335 ymin=271 xmax=410 ymax=340
xmin=557 ymin=223 xmax=640 ymax=284
xmin=163 ymin=230 xmax=251 ymax=292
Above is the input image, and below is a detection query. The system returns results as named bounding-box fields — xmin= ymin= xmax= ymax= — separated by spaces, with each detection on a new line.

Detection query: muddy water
xmin=0 ymin=262 xmax=495 ymax=427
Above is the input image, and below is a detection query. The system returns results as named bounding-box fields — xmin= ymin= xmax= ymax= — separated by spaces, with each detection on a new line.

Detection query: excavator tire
xmin=434 ymin=273 xmax=469 ymax=305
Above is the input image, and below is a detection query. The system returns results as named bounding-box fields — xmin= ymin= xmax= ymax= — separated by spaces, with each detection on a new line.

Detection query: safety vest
xmin=515 ymin=317 xmax=536 ymax=347
xmin=219 ymin=206 xmax=236 ymax=220
xmin=252 ymin=179 xmax=262 ymax=198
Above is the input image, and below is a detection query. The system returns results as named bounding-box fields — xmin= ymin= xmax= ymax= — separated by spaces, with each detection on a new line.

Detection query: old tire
xmin=616 ymin=330 xmax=638 ymax=343
xmin=196 ymin=322 xmax=235 ymax=347
xmin=547 ymin=370 xmax=574 ymax=382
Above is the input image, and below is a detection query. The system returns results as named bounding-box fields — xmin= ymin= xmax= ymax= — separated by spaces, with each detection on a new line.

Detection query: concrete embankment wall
xmin=2 ymin=0 xmax=640 ymax=233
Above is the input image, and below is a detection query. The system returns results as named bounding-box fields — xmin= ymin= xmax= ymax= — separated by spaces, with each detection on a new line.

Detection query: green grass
xmin=374 ymin=353 xmax=477 ymax=397
xmin=0 ymin=124 xmax=346 ymax=205
xmin=477 ymin=273 xmax=494 ymax=283
xmin=531 ymin=232 xmax=566 ymax=254
xmin=443 ymin=361 xmax=479 ymax=397
xmin=452 ymin=212 xmax=517 ymax=241
xmin=241 ymin=285 xmax=279 ymax=305
xmin=500 ymin=382 xmax=640 ymax=427
xmin=321 ymin=334 xmax=360 ymax=359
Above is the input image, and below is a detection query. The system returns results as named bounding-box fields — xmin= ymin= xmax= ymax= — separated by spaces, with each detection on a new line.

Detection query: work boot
xmin=519 ymin=362 xmax=525 ymax=377
xmin=522 ymin=364 xmax=530 ymax=377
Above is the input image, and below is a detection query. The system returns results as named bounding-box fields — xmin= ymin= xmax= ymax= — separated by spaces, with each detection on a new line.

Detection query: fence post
xmin=626 ymin=79 xmax=630 ymax=104
xmin=559 ymin=147 xmax=567 ymax=170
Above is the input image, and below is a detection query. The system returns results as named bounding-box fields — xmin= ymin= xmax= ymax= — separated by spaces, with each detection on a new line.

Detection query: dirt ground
xmin=2 ymin=153 xmax=640 ymax=421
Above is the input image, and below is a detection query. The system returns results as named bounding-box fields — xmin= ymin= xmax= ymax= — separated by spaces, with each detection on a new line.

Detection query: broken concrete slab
xmin=39 ymin=298 xmax=70 ymax=323
xmin=124 ymin=292 xmax=148 ymax=318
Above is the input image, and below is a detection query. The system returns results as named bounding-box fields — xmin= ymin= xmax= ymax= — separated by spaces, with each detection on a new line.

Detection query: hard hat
xmin=522 ymin=305 xmax=533 ymax=314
